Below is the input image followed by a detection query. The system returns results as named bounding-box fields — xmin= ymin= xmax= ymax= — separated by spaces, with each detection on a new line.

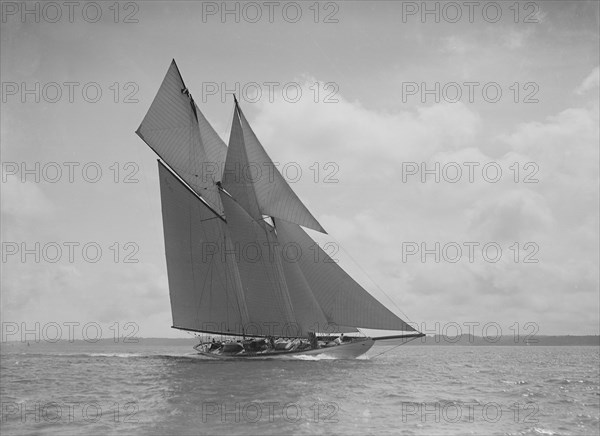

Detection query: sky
xmin=1 ymin=1 xmax=598 ymax=341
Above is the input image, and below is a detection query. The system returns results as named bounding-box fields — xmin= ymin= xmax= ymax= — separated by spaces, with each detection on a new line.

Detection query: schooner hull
xmin=139 ymin=61 xmax=424 ymax=356
xmin=194 ymin=338 xmax=375 ymax=360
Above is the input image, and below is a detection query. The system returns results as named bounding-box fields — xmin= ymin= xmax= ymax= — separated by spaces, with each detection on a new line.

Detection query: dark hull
xmin=194 ymin=338 xmax=375 ymax=360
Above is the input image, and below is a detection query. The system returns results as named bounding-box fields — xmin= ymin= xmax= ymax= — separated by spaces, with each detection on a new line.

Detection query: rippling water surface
xmin=1 ymin=344 xmax=598 ymax=435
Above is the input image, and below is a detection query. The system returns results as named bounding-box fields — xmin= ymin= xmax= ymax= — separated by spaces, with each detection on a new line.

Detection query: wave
xmin=3 ymin=352 xmax=195 ymax=359
xmin=291 ymin=353 xmax=339 ymax=360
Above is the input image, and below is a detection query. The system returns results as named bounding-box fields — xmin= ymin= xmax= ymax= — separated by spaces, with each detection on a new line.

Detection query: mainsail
xmin=140 ymin=60 xmax=416 ymax=339
xmin=158 ymin=161 xmax=248 ymax=333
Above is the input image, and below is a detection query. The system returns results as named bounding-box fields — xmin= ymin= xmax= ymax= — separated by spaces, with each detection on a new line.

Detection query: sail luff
xmin=231 ymin=102 xmax=327 ymax=234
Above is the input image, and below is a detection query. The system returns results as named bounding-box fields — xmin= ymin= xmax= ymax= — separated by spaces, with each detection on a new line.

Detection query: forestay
xmin=274 ymin=218 xmax=417 ymax=332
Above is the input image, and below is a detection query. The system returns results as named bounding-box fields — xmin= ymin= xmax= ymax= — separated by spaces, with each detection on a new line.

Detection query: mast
xmin=229 ymin=99 xmax=327 ymax=233
xmin=220 ymin=100 xmax=300 ymax=336
xmin=158 ymin=160 xmax=249 ymax=335
xmin=138 ymin=60 xmax=422 ymax=340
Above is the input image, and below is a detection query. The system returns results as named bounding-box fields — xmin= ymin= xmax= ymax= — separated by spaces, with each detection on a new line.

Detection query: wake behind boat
xmin=136 ymin=60 xmax=424 ymax=360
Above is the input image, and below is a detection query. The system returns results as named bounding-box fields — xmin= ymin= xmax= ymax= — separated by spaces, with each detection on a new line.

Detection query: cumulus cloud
xmin=245 ymin=80 xmax=599 ymax=335
xmin=3 ymin=76 xmax=597 ymax=337
xmin=2 ymin=0 xmax=598 ymax=340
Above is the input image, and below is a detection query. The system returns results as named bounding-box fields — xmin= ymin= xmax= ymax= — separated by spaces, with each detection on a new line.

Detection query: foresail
xmin=223 ymin=102 xmax=326 ymax=233
xmin=158 ymin=161 xmax=249 ymax=334
xmin=274 ymin=218 xmax=416 ymax=332
xmin=137 ymin=60 xmax=224 ymax=213
xmin=277 ymin=238 xmax=357 ymax=334
xmin=220 ymin=107 xmax=331 ymax=336
xmin=220 ymin=192 xmax=301 ymax=337
xmin=146 ymin=62 xmax=421 ymax=343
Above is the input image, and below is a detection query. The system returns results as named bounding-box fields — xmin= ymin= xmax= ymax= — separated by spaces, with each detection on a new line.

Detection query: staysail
xmin=142 ymin=60 xmax=418 ymax=339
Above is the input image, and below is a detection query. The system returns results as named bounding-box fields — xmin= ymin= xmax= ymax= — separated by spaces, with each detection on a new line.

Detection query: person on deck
xmin=308 ymin=332 xmax=318 ymax=349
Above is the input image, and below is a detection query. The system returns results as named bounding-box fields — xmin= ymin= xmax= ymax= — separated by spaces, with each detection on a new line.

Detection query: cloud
xmin=501 ymin=28 xmax=534 ymax=50
xmin=575 ymin=66 xmax=600 ymax=95
xmin=3 ymin=75 xmax=597 ymax=337
xmin=440 ymin=36 xmax=474 ymax=55
xmin=250 ymin=80 xmax=481 ymax=172
xmin=244 ymin=80 xmax=599 ymax=335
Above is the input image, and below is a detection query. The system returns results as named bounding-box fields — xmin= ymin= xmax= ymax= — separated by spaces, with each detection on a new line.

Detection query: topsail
xmin=138 ymin=60 xmax=418 ymax=340
xmin=136 ymin=60 xmax=227 ymax=214
xmin=223 ymin=99 xmax=327 ymax=233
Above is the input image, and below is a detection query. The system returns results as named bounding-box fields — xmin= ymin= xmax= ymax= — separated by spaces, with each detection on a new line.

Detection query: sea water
xmin=1 ymin=344 xmax=598 ymax=435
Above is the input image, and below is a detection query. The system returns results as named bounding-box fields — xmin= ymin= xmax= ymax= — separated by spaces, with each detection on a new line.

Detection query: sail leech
xmin=141 ymin=61 xmax=419 ymax=338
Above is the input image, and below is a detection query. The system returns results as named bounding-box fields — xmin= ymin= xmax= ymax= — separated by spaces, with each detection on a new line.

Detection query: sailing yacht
xmin=136 ymin=60 xmax=424 ymax=359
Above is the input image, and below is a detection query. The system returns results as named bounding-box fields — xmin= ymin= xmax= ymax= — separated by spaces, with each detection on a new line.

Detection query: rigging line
xmin=229 ymin=206 xmax=289 ymax=329
xmin=199 ymin=215 xmax=224 ymax=223
xmin=188 ymin=207 xmax=203 ymax=321
xmin=270 ymin=225 xmax=298 ymax=323
xmin=333 ymin=237 xmax=415 ymax=326
xmin=255 ymin=219 xmax=291 ymax=325
xmin=224 ymin=233 xmax=246 ymax=328
xmin=194 ymin=218 xmax=211 ymax=322
xmin=267 ymin=217 xmax=295 ymax=320
xmin=198 ymin=225 xmax=216 ymax=320
xmin=215 ymin=222 xmax=246 ymax=327
xmin=368 ymin=335 xmax=421 ymax=360
xmin=249 ymin=212 xmax=295 ymax=328
xmin=252 ymin=215 xmax=273 ymax=224
xmin=211 ymin=199 xmax=244 ymax=326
